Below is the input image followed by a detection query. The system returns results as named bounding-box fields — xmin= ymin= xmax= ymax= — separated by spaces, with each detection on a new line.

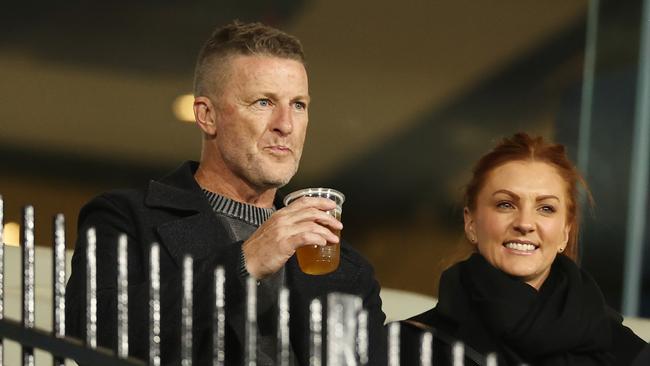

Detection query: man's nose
xmin=513 ymin=210 xmax=535 ymax=235
xmin=270 ymin=105 xmax=293 ymax=136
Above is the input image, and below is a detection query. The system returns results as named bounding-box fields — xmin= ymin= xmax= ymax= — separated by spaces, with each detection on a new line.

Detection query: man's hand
xmin=242 ymin=197 xmax=343 ymax=279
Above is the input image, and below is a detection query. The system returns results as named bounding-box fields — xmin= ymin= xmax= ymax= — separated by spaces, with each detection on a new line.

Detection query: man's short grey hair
xmin=193 ymin=20 xmax=305 ymax=97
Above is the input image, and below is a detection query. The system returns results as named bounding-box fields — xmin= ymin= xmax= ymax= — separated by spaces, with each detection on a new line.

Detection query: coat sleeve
xmin=65 ymin=192 xmax=141 ymax=352
xmin=359 ymin=260 xmax=388 ymax=365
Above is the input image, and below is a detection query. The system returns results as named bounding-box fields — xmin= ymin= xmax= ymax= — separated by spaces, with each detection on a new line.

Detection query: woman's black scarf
xmin=443 ymin=253 xmax=615 ymax=365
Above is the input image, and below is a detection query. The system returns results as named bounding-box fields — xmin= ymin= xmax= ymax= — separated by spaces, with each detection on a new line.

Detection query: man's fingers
xmin=313 ymin=213 xmax=343 ymax=231
xmin=286 ymin=222 xmax=340 ymax=249
xmin=284 ymin=196 xmax=337 ymax=211
xmin=274 ymin=206 xmax=343 ymax=231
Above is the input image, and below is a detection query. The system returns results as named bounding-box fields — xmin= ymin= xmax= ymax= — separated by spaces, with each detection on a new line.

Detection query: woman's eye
xmin=539 ymin=205 xmax=557 ymax=214
xmin=496 ymin=201 xmax=514 ymax=209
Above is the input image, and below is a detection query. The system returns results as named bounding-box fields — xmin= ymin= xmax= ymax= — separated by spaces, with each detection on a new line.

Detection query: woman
xmin=407 ymin=133 xmax=647 ymax=365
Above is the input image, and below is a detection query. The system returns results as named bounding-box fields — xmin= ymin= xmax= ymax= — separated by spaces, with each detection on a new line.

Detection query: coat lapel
xmin=155 ymin=212 xmax=231 ymax=268
xmin=142 ymin=161 xmax=248 ymax=355
xmin=144 ymin=162 xmax=232 ymax=268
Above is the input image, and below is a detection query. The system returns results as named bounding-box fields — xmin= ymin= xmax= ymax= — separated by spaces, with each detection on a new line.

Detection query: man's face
xmin=209 ymin=55 xmax=309 ymax=190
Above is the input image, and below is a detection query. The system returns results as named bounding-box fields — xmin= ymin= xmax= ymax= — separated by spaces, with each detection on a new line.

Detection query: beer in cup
xmin=283 ymin=188 xmax=345 ymax=275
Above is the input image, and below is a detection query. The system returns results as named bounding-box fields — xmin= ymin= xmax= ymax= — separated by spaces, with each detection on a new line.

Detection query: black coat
xmin=65 ymin=161 xmax=386 ymax=365
xmin=407 ymin=255 xmax=647 ymax=366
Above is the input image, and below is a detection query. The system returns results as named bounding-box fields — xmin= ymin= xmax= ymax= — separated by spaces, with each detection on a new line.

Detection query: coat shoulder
xmin=608 ymin=307 xmax=648 ymax=365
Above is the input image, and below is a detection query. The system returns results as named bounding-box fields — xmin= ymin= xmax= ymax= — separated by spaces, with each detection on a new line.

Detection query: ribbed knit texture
xmin=202 ymin=189 xmax=275 ymax=226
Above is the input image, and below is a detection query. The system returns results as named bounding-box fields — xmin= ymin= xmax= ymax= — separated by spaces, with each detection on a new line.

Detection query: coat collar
xmin=145 ymin=160 xmax=287 ymax=211
xmin=144 ymin=161 xmax=209 ymax=212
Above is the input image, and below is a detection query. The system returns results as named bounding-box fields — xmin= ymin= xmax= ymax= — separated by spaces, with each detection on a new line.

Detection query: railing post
xmin=277 ymin=287 xmax=290 ymax=366
xmin=52 ymin=214 xmax=66 ymax=366
xmin=356 ymin=310 xmax=368 ymax=366
xmin=86 ymin=228 xmax=98 ymax=349
xmin=309 ymin=299 xmax=322 ymax=366
xmin=117 ymin=234 xmax=129 ymax=358
xmin=213 ymin=267 xmax=225 ymax=366
xmin=327 ymin=293 xmax=362 ymax=366
xmin=486 ymin=353 xmax=498 ymax=366
xmin=452 ymin=342 xmax=464 ymax=366
xmin=245 ymin=277 xmax=257 ymax=366
xmin=419 ymin=331 xmax=432 ymax=366
xmin=149 ymin=243 xmax=161 ymax=366
xmin=181 ymin=256 xmax=193 ymax=366
xmin=22 ymin=206 xmax=36 ymax=366
xmin=387 ymin=322 xmax=400 ymax=366
xmin=0 ymin=195 xmax=4 ymax=366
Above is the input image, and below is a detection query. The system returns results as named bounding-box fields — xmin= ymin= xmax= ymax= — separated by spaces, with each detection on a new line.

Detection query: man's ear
xmin=194 ymin=96 xmax=217 ymax=136
xmin=464 ymin=207 xmax=477 ymax=245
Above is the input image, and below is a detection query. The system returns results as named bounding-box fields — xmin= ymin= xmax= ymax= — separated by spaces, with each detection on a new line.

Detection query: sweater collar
xmin=201 ymin=189 xmax=275 ymax=226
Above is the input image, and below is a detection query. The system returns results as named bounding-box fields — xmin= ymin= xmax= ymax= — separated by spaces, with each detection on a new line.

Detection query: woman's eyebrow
xmin=492 ymin=189 xmax=518 ymax=199
xmin=536 ymin=195 xmax=560 ymax=202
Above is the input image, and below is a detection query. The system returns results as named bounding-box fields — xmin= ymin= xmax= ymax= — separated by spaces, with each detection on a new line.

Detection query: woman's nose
xmin=513 ymin=210 xmax=535 ymax=235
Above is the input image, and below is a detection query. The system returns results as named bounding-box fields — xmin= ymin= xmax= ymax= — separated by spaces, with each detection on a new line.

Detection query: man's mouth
xmin=503 ymin=240 xmax=539 ymax=252
xmin=265 ymin=145 xmax=292 ymax=154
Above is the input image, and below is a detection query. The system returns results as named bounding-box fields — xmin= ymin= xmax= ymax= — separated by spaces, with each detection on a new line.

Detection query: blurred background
xmin=1 ymin=0 xmax=649 ymax=316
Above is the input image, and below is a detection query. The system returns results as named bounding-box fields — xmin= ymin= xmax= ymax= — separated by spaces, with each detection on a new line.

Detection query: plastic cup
xmin=283 ymin=188 xmax=345 ymax=275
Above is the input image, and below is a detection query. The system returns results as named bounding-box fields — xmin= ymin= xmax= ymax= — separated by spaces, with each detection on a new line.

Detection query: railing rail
xmin=0 ymin=318 xmax=144 ymax=366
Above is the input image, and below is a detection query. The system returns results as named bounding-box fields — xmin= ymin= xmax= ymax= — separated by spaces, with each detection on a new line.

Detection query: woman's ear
xmin=562 ymin=223 xmax=571 ymax=248
xmin=464 ymin=207 xmax=477 ymax=245
xmin=194 ymin=96 xmax=217 ymax=136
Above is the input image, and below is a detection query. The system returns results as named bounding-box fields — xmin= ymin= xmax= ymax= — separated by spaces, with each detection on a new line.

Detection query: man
xmin=65 ymin=21 xmax=386 ymax=365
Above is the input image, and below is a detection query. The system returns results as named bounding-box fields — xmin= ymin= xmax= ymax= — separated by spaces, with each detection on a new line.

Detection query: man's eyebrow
xmin=258 ymin=92 xmax=310 ymax=103
xmin=260 ymin=91 xmax=279 ymax=99
xmin=293 ymin=94 xmax=310 ymax=103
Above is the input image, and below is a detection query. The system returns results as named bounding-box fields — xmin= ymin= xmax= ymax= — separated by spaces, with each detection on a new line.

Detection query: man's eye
xmin=294 ymin=102 xmax=306 ymax=110
xmin=256 ymin=99 xmax=271 ymax=107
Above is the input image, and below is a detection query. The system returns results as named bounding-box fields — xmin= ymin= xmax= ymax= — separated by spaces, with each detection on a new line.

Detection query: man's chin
xmin=254 ymin=171 xmax=296 ymax=189
xmin=244 ymin=162 xmax=299 ymax=190
xmin=252 ymin=179 xmax=286 ymax=190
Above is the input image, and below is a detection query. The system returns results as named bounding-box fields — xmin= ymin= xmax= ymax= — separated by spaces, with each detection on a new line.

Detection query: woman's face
xmin=464 ymin=160 xmax=571 ymax=289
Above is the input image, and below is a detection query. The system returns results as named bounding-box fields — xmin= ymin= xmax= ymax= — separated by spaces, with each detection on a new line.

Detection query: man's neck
xmin=194 ymin=163 xmax=277 ymax=208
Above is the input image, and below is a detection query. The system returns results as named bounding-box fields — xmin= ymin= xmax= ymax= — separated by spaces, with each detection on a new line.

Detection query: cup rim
xmin=283 ymin=187 xmax=345 ymax=206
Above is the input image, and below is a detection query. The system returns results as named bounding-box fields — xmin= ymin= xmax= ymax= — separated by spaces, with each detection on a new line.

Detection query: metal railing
xmin=0 ymin=196 xmax=493 ymax=366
